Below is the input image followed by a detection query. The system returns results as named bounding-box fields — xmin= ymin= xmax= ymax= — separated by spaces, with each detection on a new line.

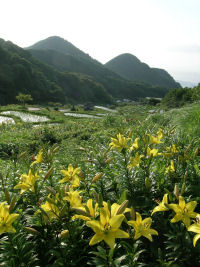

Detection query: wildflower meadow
xmin=0 ymin=103 xmax=200 ymax=266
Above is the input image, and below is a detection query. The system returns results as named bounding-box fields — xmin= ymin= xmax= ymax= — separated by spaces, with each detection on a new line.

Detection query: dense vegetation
xmin=0 ymin=38 xmax=112 ymax=105
xmin=105 ymin=53 xmax=180 ymax=89
xmin=27 ymin=36 xmax=171 ymax=100
xmin=1 ymin=102 xmax=200 ymax=266
xmin=161 ymin=83 xmax=200 ymax=108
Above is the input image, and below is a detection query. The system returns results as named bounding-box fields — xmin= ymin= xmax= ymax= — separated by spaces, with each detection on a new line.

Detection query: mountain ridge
xmin=105 ymin=53 xmax=180 ymax=89
xmin=0 ymin=38 xmax=112 ymax=105
xmin=27 ymin=36 xmax=171 ymax=99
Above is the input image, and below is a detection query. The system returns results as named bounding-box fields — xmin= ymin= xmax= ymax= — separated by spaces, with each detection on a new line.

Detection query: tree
xmin=16 ymin=93 xmax=33 ymax=106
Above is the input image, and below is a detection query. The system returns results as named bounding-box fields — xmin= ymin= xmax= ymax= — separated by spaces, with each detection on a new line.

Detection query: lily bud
xmin=104 ymin=157 xmax=113 ymax=164
xmin=103 ymin=150 xmax=108 ymax=158
xmin=47 ymin=186 xmax=56 ymax=195
xmin=44 ymin=167 xmax=54 ymax=180
xmin=184 ymin=153 xmax=190 ymax=160
xmin=130 ymin=207 xmax=136 ymax=220
xmin=194 ymin=147 xmax=199 ymax=157
xmin=128 ymin=130 xmax=133 ymax=138
xmin=174 ymin=184 xmax=179 ymax=199
xmin=92 ymin=172 xmax=103 ymax=183
xmin=170 ymin=128 xmax=175 ymax=134
xmin=9 ymin=195 xmax=16 ymax=211
xmin=93 ymin=192 xmax=99 ymax=203
xmin=71 ymin=208 xmax=90 ymax=217
xmin=25 ymin=227 xmax=40 ymax=235
xmin=98 ymin=193 xmax=103 ymax=208
xmin=185 ymin=144 xmax=191 ymax=153
xmin=184 ymin=171 xmax=188 ymax=181
xmin=5 ymin=188 xmax=10 ymax=203
xmin=18 ymin=151 xmax=27 ymax=159
xmin=78 ymin=147 xmax=86 ymax=151
xmin=116 ymin=200 xmax=129 ymax=215
xmin=181 ymin=183 xmax=186 ymax=195
xmin=80 ymin=171 xmax=84 ymax=179
xmin=145 ymin=177 xmax=151 ymax=190
xmin=53 ymin=146 xmax=60 ymax=154
xmin=46 ymin=197 xmax=57 ymax=206
xmin=60 ymin=230 xmax=69 ymax=239
xmin=47 ymin=149 xmax=51 ymax=158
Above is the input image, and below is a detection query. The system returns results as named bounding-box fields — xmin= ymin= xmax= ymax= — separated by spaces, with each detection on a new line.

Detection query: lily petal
xmin=186 ymin=201 xmax=197 ymax=212
xmin=89 ymin=233 xmax=104 ymax=246
xmin=179 ymin=196 xmax=186 ymax=210
xmin=104 ymin=234 xmax=115 ymax=249
xmin=188 ymin=224 xmax=200 ymax=234
xmin=109 ymin=214 xmax=125 ymax=229
xmin=193 ymin=234 xmax=200 ymax=247
xmin=171 ymin=213 xmax=183 ymax=223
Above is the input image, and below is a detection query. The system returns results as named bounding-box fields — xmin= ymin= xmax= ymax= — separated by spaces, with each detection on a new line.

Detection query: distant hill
xmin=27 ymin=36 xmax=170 ymax=99
xmin=105 ymin=53 xmax=180 ymax=89
xmin=0 ymin=38 xmax=112 ymax=105
xmin=27 ymin=36 xmax=94 ymax=62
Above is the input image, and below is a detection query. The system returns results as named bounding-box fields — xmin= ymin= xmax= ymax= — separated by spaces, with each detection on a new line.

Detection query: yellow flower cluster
xmin=109 ymin=130 xmax=165 ymax=170
xmin=152 ymin=194 xmax=200 ymax=246
xmin=60 ymin=164 xmax=81 ymax=188
xmin=9 ymin=128 xmax=200 ymax=253
xmin=0 ymin=202 xmax=19 ymax=235
xmin=14 ymin=169 xmax=40 ymax=194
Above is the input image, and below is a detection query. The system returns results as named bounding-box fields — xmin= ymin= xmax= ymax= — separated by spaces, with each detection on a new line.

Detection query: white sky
xmin=1 ymin=0 xmax=200 ymax=84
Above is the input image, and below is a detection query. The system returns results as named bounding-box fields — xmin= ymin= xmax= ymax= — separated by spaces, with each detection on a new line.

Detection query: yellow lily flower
xmin=60 ymin=164 xmax=81 ymax=188
xmin=109 ymin=133 xmax=130 ymax=153
xmin=169 ymin=196 xmax=197 ymax=228
xmin=86 ymin=206 xmax=129 ymax=249
xmin=128 ymin=212 xmax=158 ymax=241
xmin=127 ymin=153 xmax=143 ymax=170
xmin=167 ymin=144 xmax=179 ymax=153
xmin=165 ymin=160 xmax=175 ymax=173
xmin=151 ymin=194 xmax=169 ymax=215
xmin=129 ymin=138 xmax=140 ymax=151
xmin=157 ymin=128 xmax=163 ymax=140
xmin=14 ymin=169 xmax=40 ymax=194
xmin=164 ymin=145 xmax=179 ymax=157
xmin=103 ymin=201 xmax=130 ymax=217
xmin=73 ymin=199 xmax=99 ymax=221
xmin=149 ymin=134 xmax=163 ymax=145
xmin=0 ymin=202 xmax=19 ymax=234
xmin=147 ymin=147 xmax=160 ymax=157
xmin=31 ymin=149 xmax=43 ymax=166
xmin=64 ymin=189 xmax=83 ymax=209
xmin=40 ymin=194 xmax=60 ymax=221
xmin=188 ymin=216 xmax=200 ymax=246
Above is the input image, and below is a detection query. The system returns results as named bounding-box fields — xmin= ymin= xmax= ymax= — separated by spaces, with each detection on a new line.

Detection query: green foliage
xmin=0 ymin=232 xmax=40 ymax=266
xmin=16 ymin=93 xmax=33 ymax=106
xmin=162 ymin=87 xmax=192 ymax=108
xmin=192 ymin=83 xmax=200 ymax=100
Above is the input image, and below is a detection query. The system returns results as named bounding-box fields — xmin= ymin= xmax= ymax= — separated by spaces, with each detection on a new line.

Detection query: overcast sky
xmin=1 ymin=0 xmax=200 ymax=84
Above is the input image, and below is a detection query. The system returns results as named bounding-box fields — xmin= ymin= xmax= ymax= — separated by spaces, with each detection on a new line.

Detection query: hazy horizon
xmin=1 ymin=0 xmax=200 ymax=84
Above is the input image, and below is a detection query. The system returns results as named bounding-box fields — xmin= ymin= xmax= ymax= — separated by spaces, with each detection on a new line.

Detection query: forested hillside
xmin=0 ymin=38 xmax=112 ymax=105
xmin=27 ymin=36 xmax=170 ymax=99
xmin=105 ymin=53 xmax=180 ymax=89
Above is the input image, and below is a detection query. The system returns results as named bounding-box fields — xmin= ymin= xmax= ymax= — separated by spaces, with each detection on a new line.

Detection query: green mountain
xmin=27 ymin=36 xmax=170 ymax=99
xmin=27 ymin=36 xmax=93 ymax=62
xmin=0 ymin=38 xmax=112 ymax=105
xmin=105 ymin=53 xmax=180 ymax=89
